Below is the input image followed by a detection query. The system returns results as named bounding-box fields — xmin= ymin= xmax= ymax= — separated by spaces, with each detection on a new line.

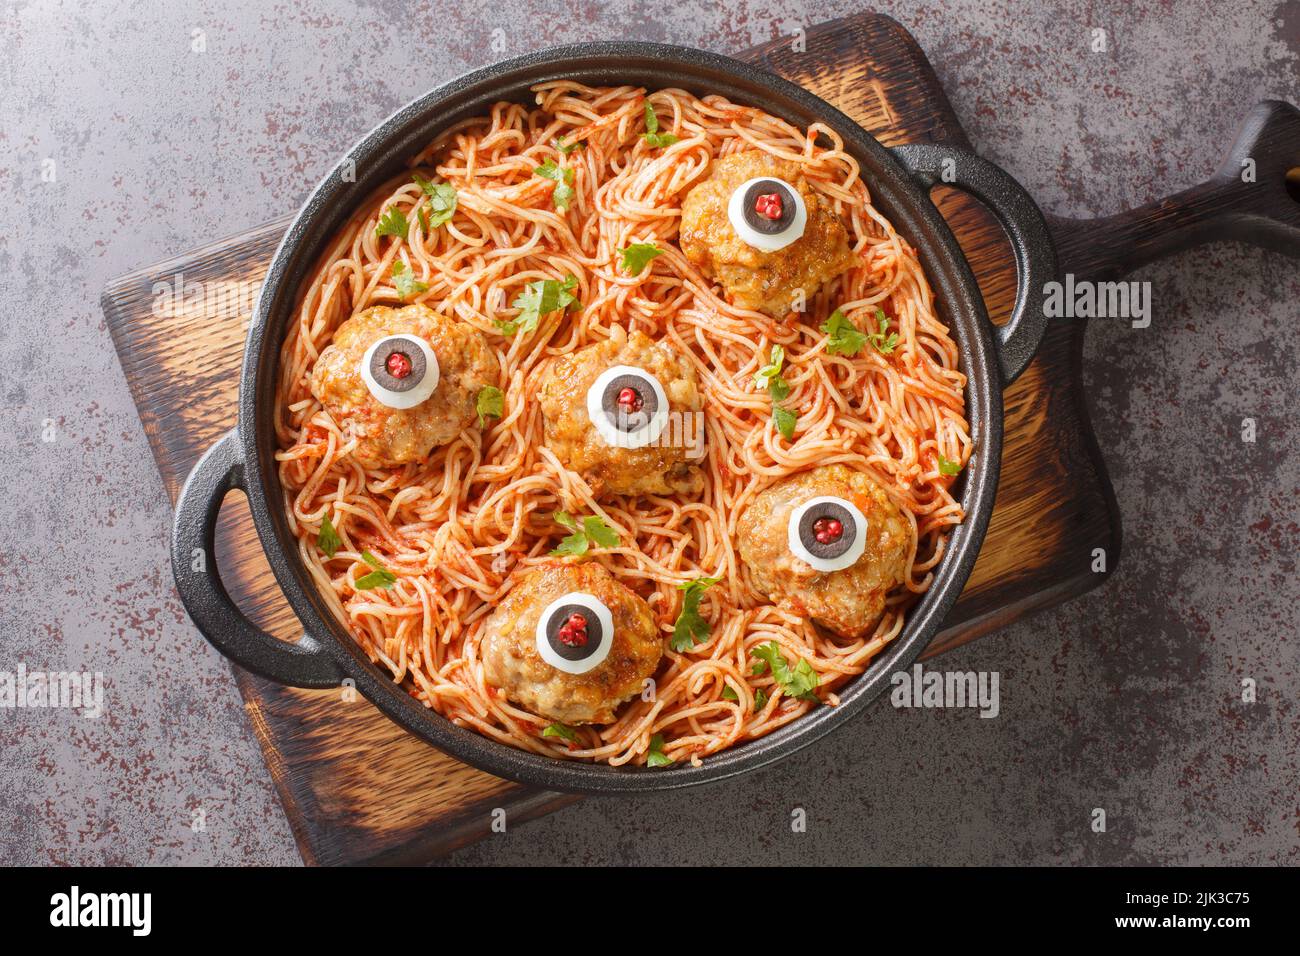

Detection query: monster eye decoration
xmin=787 ymin=495 xmax=868 ymax=572
xmin=726 ymin=177 xmax=808 ymax=252
xmin=359 ymin=333 xmax=440 ymax=409
xmin=535 ymin=592 xmax=615 ymax=675
xmin=585 ymin=365 xmax=670 ymax=449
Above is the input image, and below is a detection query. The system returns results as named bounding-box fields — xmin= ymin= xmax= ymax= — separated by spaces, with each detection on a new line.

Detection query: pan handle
xmin=891 ymin=144 xmax=1057 ymax=387
xmin=171 ymin=428 xmax=343 ymax=689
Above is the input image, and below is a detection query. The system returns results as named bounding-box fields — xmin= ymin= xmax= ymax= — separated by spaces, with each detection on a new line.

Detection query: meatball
xmin=309 ymin=304 xmax=499 ymax=468
xmin=538 ymin=325 xmax=705 ymax=498
xmin=481 ymin=562 xmax=663 ymax=725
xmin=680 ymin=151 xmax=857 ymax=319
xmin=737 ymin=465 xmax=910 ymax=639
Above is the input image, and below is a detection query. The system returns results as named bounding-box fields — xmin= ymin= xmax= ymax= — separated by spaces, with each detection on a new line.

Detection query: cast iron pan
xmin=170 ymin=42 xmax=1056 ymax=793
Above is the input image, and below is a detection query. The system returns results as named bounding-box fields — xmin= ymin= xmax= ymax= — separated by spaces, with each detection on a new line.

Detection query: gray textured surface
xmin=1 ymin=0 xmax=1296 ymax=866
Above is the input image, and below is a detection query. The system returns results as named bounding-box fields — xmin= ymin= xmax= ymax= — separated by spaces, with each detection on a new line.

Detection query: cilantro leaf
xmin=534 ymin=159 xmax=575 ymax=211
xmin=671 ymin=576 xmax=719 ymax=652
xmin=642 ymin=102 xmax=679 ymax=149
xmin=498 ymin=275 xmax=578 ymax=336
xmin=476 ymin=386 xmax=504 ymax=427
xmin=317 ymin=513 xmax=341 ymax=559
xmin=413 ymin=175 xmax=457 ymax=230
xmin=554 ymin=136 xmax=584 ymax=155
xmin=754 ymin=688 xmax=769 ymax=711
xmin=542 ymin=722 xmax=578 ymax=742
xmin=619 ymin=242 xmax=663 ymax=277
xmin=820 ymin=308 xmax=868 ymax=357
xmin=355 ymin=551 xmax=397 ymax=590
xmin=391 ymin=259 xmax=427 ymax=300
xmin=375 ymin=206 xmax=409 ymax=240
xmin=867 ymin=307 xmax=900 ymax=355
xmin=938 ymin=453 xmax=963 ymax=476
xmin=646 ymin=733 xmax=674 ymax=767
xmin=721 ymin=684 xmax=739 ymax=701
xmin=548 ymin=511 xmax=619 ymax=557
xmin=751 ymin=641 xmax=819 ymax=702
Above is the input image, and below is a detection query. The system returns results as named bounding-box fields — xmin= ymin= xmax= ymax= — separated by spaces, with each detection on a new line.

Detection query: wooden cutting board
xmin=102 ymin=13 xmax=1120 ymax=865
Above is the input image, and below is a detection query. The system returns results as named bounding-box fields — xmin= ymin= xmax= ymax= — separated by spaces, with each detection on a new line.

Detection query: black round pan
xmin=170 ymin=42 xmax=1056 ymax=793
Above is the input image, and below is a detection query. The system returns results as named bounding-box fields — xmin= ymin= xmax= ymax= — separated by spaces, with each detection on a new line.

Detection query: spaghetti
xmin=274 ymin=83 xmax=969 ymax=767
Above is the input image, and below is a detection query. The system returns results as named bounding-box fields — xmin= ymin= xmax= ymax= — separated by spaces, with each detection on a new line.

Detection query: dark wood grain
xmin=103 ymin=13 xmax=1123 ymax=866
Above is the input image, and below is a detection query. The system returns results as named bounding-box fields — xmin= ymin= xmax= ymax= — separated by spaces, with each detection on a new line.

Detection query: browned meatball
xmin=680 ymin=151 xmax=857 ymax=319
xmin=737 ymin=465 xmax=910 ymax=639
xmin=481 ymin=562 xmax=663 ymax=725
xmin=309 ymin=304 xmax=499 ymax=468
xmin=538 ymin=325 xmax=705 ymax=498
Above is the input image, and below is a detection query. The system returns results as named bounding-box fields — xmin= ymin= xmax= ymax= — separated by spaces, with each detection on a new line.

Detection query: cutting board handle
xmin=1051 ymin=100 xmax=1300 ymax=280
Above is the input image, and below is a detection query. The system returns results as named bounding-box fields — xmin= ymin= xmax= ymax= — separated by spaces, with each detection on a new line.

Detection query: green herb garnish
xmin=820 ymin=308 xmax=867 ymax=357
xmin=646 ymin=733 xmax=674 ymax=767
xmin=751 ymin=640 xmax=819 ymax=702
xmin=317 ymin=513 xmax=341 ymax=558
xmin=550 ymin=511 xmax=620 ymax=557
xmin=554 ymin=136 xmax=584 ymax=155
xmin=754 ymin=688 xmax=769 ymax=711
xmin=542 ymin=722 xmax=578 ymax=742
xmin=642 ymin=102 xmax=679 ymax=149
xmin=497 ymin=275 xmax=578 ymax=336
xmin=476 ymin=386 xmax=504 ymax=427
xmin=375 ymin=206 xmax=409 ymax=240
xmin=938 ymin=453 xmax=963 ymax=476
xmin=670 ymin=576 xmax=720 ymax=652
xmin=534 ymin=158 xmax=575 ymax=211
xmin=391 ymin=259 xmax=428 ymax=300
xmin=772 ymin=405 xmax=797 ymax=440
xmin=755 ymin=345 xmax=797 ymax=440
xmin=619 ymin=242 xmax=663 ymax=277
xmin=413 ymin=175 xmax=457 ymax=230
xmin=721 ymin=684 xmax=739 ymax=701
xmin=355 ymin=551 xmax=397 ymax=590
xmin=867 ymin=307 xmax=899 ymax=355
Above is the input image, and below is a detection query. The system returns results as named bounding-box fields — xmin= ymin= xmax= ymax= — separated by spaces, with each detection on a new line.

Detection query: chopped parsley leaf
xmin=751 ymin=640 xmax=819 ymax=702
xmin=867 ymin=307 xmax=900 ymax=355
xmin=938 ymin=453 xmax=963 ymax=476
xmin=476 ymin=386 xmax=504 ymax=427
xmin=355 ymin=551 xmax=397 ymax=590
xmin=820 ymin=308 xmax=868 ymax=356
xmin=670 ymin=576 xmax=720 ymax=652
xmin=755 ymin=345 xmax=797 ymax=440
xmin=619 ymin=242 xmax=663 ymax=277
xmin=375 ymin=206 xmax=409 ymax=240
xmin=542 ymin=722 xmax=578 ymax=742
xmin=391 ymin=259 xmax=427 ymax=300
xmin=498 ymin=275 xmax=578 ymax=336
xmin=317 ymin=513 xmax=341 ymax=558
xmin=549 ymin=511 xmax=620 ymax=557
xmin=412 ymin=175 xmax=457 ymax=229
xmin=642 ymin=102 xmax=679 ymax=149
xmin=534 ymin=158 xmax=575 ymax=211
xmin=646 ymin=733 xmax=674 ymax=767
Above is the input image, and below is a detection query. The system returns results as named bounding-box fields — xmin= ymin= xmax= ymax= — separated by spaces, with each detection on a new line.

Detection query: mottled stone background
xmin=1 ymin=0 xmax=1296 ymax=865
